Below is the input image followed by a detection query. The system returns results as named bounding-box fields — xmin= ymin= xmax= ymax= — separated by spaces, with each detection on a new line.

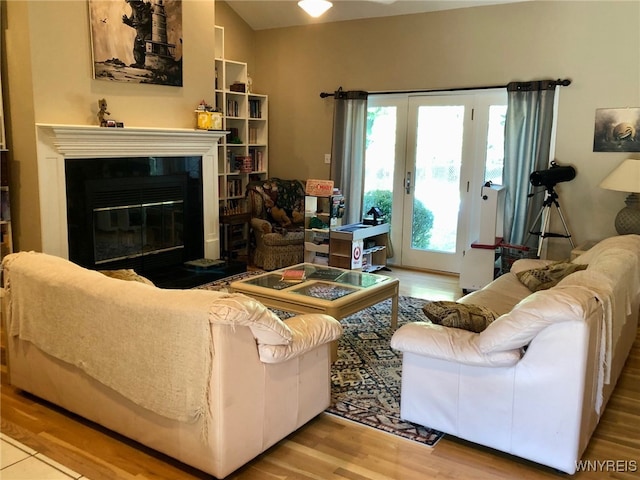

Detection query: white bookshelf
xmin=214 ymin=25 xmax=268 ymax=218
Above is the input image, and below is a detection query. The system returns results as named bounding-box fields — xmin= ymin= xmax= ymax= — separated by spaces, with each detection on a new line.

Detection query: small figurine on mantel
xmin=97 ymin=98 xmax=110 ymax=126
xmin=97 ymin=98 xmax=124 ymax=128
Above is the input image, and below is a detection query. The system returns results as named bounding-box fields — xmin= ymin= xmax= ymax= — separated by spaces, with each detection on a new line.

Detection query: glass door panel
xmin=402 ymin=95 xmax=473 ymax=272
xmin=364 ymin=92 xmax=506 ymax=274
xmin=412 ymin=104 xmax=464 ymax=252
xmin=364 ymin=97 xmax=408 ymax=265
xmin=364 ymin=105 xmax=397 ymax=220
xmin=484 ymin=104 xmax=508 ymax=185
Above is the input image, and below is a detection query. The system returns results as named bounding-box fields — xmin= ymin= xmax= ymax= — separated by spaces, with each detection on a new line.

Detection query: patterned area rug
xmin=197 ymin=272 xmax=444 ymax=447
xmin=327 ymin=295 xmax=443 ymax=447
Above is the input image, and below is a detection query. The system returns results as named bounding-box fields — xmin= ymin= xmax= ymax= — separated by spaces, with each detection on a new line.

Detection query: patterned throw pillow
xmin=422 ymin=301 xmax=499 ymax=333
xmin=99 ymin=269 xmax=155 ymax=286
xmin=516 ymin=261 xmax=587 ymax=292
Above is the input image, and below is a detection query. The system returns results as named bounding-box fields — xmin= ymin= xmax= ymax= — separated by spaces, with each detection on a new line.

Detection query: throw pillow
xmin=99 ymin=269 xmax=155 ymax=286
xmin=422 ymin=301 xmax=499 ymax=333
xmin=516 ymin=261 xmax=587 ymax=292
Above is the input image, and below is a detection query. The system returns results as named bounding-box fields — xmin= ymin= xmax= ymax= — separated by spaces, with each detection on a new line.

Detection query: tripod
xmin=525 ymin=185 xmax=575 ymax=257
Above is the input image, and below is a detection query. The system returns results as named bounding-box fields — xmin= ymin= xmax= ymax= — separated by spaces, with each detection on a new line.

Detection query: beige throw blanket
xmin=4 ymin=252 xmax=226 ymax=426
xmin=558 ymin=239 xmax=640 ymax=413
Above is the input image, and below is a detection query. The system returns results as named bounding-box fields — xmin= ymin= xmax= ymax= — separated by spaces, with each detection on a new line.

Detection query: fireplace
xmin=35 ymin=125 xmax=226 ymax=282
xmin=65 ymin=156 xmax=202 ymax=276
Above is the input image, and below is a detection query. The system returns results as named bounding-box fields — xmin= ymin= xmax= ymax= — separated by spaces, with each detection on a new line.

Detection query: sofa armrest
xmin=258 ymin=314 xmax=342 ymax=363
xmin=390 ymin=322 xmax=521 ymax=367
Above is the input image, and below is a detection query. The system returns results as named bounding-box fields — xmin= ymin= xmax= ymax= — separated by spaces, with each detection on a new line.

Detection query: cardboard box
xmin=305 ymin=179 xmax=334 ymax=196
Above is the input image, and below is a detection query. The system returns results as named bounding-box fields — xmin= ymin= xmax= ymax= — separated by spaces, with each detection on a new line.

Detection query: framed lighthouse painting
xmin=89 ymin=0 xmax=183 ymax=87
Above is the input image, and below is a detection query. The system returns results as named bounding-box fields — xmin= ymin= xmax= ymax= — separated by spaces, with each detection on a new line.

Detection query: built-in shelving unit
xmin=214 ymin=25 xmax=268 ymax=219
xmin=0 ymin=13 xmax=12 ymax=270
xmin=0 ymin=182 xmax=11 ymax=262
xmin=213 ymin=25 xmax=269 ymax=263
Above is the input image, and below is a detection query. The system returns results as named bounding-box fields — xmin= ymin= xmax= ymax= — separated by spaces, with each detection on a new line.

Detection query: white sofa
xmin=2 ymin=251 xmax=342 ymax=479
xmin=390 ymin=235 xmax=640 ymax=474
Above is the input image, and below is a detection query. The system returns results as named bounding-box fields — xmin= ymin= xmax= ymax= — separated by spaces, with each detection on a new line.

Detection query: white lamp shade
xmin=599 ymin=158 xmax=640 ymax=193
xmin=298 ymin=0 xmax=333 ymax=17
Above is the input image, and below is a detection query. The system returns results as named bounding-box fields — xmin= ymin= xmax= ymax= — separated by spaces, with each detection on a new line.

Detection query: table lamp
xmin=599 ymin=158 xmax=640 ymax=234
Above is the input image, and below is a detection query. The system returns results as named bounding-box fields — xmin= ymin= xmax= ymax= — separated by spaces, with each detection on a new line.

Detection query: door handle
xmin=406 ymin=172 xmax=411 ymax=194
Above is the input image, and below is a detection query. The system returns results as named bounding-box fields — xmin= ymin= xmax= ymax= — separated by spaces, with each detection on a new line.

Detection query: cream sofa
xmin=2 ymin=251 xmax=342 ymax=479
xmin=390 ymin=235 xmax=640 ymax=474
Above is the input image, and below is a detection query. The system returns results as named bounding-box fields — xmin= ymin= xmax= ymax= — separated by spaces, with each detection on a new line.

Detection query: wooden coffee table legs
xmin=391 ymin=292 xmax=398 ymax=329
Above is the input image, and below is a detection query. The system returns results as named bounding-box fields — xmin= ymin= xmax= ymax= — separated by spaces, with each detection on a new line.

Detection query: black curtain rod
xmin=319 ymin=79 xmax=571 ymax=98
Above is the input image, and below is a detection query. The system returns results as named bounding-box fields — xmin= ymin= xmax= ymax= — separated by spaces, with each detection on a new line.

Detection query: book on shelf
xmin=255 ymin=150 xmax=264 ymax=171
xmin=227 ymin=179 xmax=242 ymax=197
xmin=248 ymin=127 xmax=258 ymax=144
xmin=226 ymin=99 xmax=239 ymax=117
xmin=281 ymin=269 xmax=306 ymax=283
xmin=248 ymin=148 xmax=264 ymax=172
xmin=249 ymin=99 xmax=262 ymax=118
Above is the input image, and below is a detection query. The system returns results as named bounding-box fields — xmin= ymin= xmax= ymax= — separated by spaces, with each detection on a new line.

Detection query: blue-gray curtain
xmin=330 ymin=89 xmax=368 ymax=225
xmin=503 ymin=80 xmax=558 ymax=248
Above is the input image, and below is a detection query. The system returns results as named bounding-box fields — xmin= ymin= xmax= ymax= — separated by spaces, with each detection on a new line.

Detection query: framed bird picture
xmin=593 ymin=107 xmax=640 ymax=152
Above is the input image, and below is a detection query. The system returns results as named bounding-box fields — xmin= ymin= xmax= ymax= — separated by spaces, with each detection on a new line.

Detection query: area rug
xmin=326 ymin=295 xmax=443 ymax=447
xmin=197 ymin=272 xmax=444 ymax=447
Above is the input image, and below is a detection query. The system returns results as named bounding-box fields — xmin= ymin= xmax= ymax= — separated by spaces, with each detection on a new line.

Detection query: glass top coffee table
xmin=230 ymin=263 xmax=400 ymax=328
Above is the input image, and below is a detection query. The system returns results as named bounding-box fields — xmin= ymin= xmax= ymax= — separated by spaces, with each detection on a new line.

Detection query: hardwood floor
xmin=1 ymin=267 xmax=639 ymax=479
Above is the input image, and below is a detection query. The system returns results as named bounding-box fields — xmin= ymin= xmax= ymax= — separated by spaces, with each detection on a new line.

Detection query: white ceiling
xmin=224 ymin=0 xmax=529 ymax=31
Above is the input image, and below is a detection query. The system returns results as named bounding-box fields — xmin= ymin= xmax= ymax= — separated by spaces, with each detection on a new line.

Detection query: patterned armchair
xmin=246 ymin=178 xmax=306 ymax=270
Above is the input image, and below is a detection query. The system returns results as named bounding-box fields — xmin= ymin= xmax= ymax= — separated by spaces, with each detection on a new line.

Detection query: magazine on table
xmin=281 ymin=269 xmax=306 ymax=283
xmin=306 ymin=269 xmax=344 ymax=282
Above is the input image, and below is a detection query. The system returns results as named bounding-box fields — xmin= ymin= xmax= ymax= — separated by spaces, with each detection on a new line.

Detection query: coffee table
xmin=230 ymin=263 xmax=400 ymax=328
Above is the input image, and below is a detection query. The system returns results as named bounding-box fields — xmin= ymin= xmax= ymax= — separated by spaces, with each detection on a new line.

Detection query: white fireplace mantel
xmin=36 ymin=123 xmax=226 ymax=260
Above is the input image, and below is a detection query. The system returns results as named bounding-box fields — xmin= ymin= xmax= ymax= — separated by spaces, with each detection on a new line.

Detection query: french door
xmin=364 ymin=91 xmax=507 ymax=273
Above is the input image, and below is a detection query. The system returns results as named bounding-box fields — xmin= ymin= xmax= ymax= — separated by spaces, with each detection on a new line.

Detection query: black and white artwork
xmin=89 ymin=0 xmax=183 ymax=87
xmin=593 ymin=107 xmax=640 ymax=152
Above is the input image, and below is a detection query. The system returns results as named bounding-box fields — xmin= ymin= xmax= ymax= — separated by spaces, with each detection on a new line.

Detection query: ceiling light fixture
xmin=298 ymin=0 xmax=333 ymax=18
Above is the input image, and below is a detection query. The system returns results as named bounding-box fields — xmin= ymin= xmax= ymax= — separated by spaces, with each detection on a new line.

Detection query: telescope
xmin=526 ymin=161 xmax=576 ymax=257
xmin=530 ymin=162 xmax=576 ymax=188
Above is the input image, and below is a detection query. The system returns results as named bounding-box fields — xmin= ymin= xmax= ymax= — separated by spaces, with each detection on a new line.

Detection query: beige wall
xmin=215 ymin=2 xmax=254 ymax=69
xmin=4 ymin=0 xmax=217 ymax=251
xmin=254 ymin=1 xmax=640 ymax=258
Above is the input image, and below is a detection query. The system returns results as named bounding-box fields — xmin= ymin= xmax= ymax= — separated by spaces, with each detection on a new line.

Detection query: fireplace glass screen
xmin=93 ymin=200 xmax=184 ymax=264
xmin=65 ymin=156 xmax=202 ymax=275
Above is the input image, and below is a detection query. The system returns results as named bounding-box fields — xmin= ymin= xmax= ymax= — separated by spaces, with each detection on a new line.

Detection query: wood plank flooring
xmin=2 ymin=267 xmax=639 ymax=479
